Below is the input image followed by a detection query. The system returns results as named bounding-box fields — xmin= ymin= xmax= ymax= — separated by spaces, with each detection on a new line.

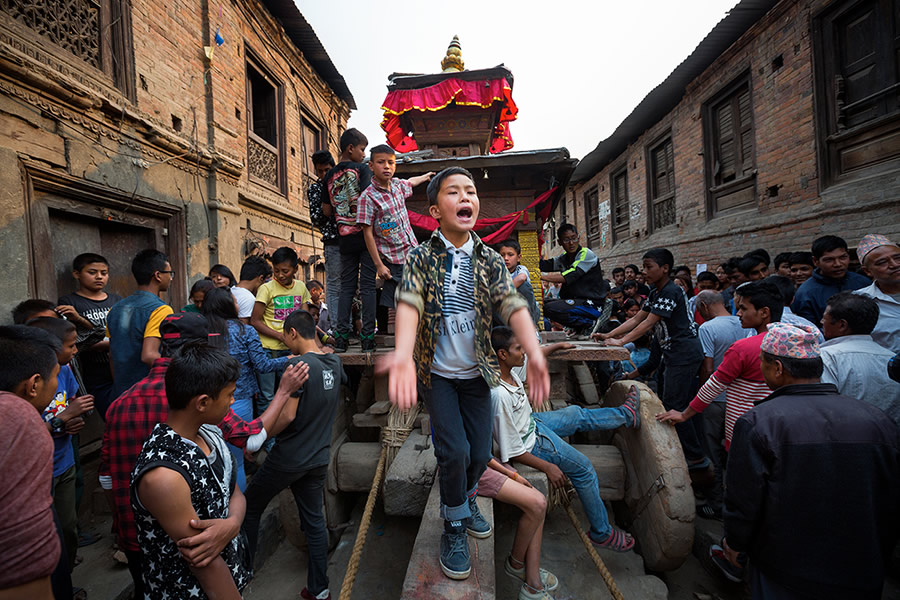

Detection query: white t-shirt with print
xmin=491 ymin=372 xmax=537 ymax=463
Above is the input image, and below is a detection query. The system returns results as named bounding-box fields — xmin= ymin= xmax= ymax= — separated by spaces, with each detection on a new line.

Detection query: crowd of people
xmin=1 ymin=122 xmax=899 ymax=600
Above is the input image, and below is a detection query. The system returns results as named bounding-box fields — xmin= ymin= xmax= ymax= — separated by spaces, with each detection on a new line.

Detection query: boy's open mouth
xmin=457 ymin=206 xmax=473 ymax=220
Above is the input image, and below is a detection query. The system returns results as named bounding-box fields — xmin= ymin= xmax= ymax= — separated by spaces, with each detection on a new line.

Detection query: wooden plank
xmin=544 ymin=341 xmax=630 ymax=362
xmin=401 ymin=483 xmax=495 ymax=600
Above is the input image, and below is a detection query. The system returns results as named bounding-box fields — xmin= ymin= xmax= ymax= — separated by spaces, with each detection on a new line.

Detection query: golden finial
xmin=441 ymin=35 xmax=465 ymax=73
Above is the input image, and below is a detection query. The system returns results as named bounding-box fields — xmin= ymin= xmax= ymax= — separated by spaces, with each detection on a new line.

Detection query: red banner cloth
xmin=407 ymin=187 xmax=556 ymax=245
xmin=380 ymin=78 xmax=518 ymax=154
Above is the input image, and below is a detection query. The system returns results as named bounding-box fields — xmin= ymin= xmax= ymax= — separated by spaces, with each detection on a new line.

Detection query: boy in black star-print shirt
xmin=131 ymin=344 xmax=274 ymax=600
xmin=595 ymin=248 xmax=707 ymax=467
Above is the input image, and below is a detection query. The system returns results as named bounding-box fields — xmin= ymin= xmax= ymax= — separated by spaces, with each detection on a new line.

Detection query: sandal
xmin=698 ymin=504 xmax=722 ymax=520
xmin=589 ymin=527 xmax=635 ymax=552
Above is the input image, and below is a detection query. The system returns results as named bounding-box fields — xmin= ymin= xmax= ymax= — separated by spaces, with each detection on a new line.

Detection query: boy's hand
xmin=591 ymin=332 xmax=608 ymax=342
xmin=408 ymin=171 xmax=436 ymax=187
xmin=376 ymin=352 xmax=417 ymax=411
xmin=525 ymin=351 xmax=549 ymax=410
xmin=177 ymin=517 xmax=241 ymax=568
xmin=655 ymin=409 xmax=686 ymax=424
xmin=376 ymin=263 xmax=393 ymax=281
xmin=69 ymin=394 xmax=94 ymax=416
xmin=55 ymin=305 xmax=79 ymax=319
xmin=543 ymin=464 xmax=567 ymax=489
xmin=278 ymin=362 xmax=309 ymax=395
xmin=65 ymin=416 xmax=85 ymax=434
xmin=604 ymin=337 xmax=625 ymax=347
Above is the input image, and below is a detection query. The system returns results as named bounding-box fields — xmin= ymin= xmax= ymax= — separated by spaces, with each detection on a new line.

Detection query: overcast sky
xmin=297 ymin=1 xmax=738 ymax=160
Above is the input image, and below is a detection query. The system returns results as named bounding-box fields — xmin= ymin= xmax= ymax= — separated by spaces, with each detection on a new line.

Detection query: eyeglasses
xmin=560 ymin=237 xmax=579 ymax=244
xmin=158 ymin=270 xmax=176 ymax=277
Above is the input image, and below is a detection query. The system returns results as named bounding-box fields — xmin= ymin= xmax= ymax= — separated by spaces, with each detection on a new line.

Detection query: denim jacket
xmin=397 ymin=230 xmax=528 ymax=388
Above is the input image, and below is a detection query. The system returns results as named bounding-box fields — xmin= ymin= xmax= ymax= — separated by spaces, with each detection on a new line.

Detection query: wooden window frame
xmin=812 ymin=0 xmax=900 ymax=189
xmin=702 ymin=72 xmax=757 ymax=218
xmin=299 ymin=110 xmax=325 ymax=198
xmin=583 ymin=186 xmax=600 ymax=248
xmin=245 ymin=51 xmax=287 ymax=196
xmin=610 ymin=165 xmax=629 ymax=244
xmin=645 ymin=131 xmax=676 ymax=232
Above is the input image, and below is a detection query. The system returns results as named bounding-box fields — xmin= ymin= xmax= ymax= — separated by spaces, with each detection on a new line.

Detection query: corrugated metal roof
xmin=260 ymin=0 xmax=356 ymax=109
xmin=570 ymin=0 xmax=780 ymax=183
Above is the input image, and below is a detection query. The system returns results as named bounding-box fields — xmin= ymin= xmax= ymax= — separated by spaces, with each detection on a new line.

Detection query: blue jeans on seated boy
xmin=531 ymin=404 xmax=633 ymax=540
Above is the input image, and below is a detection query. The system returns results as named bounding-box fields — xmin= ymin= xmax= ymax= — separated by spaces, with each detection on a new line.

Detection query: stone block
xmin=334 ymin=442 xmax=381 ymax=492
xmin=569 ymin=444 xmax=626 ymax=501
xmin=384 ymin=431 xmax=437 ymax=516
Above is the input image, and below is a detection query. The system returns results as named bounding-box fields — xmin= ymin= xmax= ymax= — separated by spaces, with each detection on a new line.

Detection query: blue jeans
xmin=421 ymin=374 xmax=492 ymax=522
xmin=323 ymin=242 xmax=341 ymax=330
xmin=532 ymin=405 xmax=632 ymax=538
xmin=337 ymin=234 xmax=376 ymax=338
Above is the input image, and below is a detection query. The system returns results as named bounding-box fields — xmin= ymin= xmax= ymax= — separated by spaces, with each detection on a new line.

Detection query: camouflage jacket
xmin=397 ymin=230 xmax=528 ymax=388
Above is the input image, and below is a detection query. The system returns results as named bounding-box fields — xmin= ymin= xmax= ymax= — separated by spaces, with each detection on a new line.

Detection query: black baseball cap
xmin=160 ymin=313 xmax=214 ymax=351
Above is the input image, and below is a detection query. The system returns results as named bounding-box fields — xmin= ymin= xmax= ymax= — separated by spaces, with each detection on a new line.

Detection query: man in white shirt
xmin=820 ymin=291 xmax=899 ymax=424
xmin=232 ymin=256 xmax=272 ymax=323
xmin=854 ymin=234 xmax=900 ymax=352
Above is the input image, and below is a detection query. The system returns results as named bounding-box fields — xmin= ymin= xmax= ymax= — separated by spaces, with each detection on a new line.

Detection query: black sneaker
xmin=361 ymin=334 xmax=376 ymax=353
xmin=466 ymin=496 xmax=492 ymax=539
xmin=333 ymin=333 xmax=349 ymax=353
xmin=709 ymin=543 xmax=746 ymax=582
xmin=440 ymin=529 xmax=471 ymax=580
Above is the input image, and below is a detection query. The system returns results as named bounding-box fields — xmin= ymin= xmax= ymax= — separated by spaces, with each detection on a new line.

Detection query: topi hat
xmin=857 ymin=234 xmax=895 ymax=264
xmin=761 ymin=322 xmax=820 ymax=360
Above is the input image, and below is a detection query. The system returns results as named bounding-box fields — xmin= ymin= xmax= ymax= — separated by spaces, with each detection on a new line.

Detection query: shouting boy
xmin=382 ymin=167 xmax=549 ymax=581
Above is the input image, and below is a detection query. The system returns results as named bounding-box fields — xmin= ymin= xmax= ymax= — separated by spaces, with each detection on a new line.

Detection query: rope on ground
xmin=338 ymin=445 xmax=386 ymax=600
xmin=563 ymin=497 xmax=626 ymax=600
xmin=339 ymin=402 xmax=420 ymax=600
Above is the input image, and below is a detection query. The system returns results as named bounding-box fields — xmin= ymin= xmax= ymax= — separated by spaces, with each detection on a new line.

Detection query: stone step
xmin=384 ymin=431 xmax=437 ymax=516
xmin=401 ymin=483 xmax=495 ymax=600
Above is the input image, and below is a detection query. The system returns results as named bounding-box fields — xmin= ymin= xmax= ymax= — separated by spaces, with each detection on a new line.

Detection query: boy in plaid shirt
xmin=357 ymin=145 xmax=433 ymax=327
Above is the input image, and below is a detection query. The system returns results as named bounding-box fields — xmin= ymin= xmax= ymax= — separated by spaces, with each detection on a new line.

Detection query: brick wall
xmin=558 ymin=0 xmax=900 ymax=274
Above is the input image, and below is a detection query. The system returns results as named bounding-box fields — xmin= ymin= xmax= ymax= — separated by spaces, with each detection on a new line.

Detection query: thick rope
xmin=338 ymin=445 xmax=387 ymax=600
xmin=563 ymin=500 xmax=625 ymax=600
xmin=339 ymin=402 xmax=421 ymax=600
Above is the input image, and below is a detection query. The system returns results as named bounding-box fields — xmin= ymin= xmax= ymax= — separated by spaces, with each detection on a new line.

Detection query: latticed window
xmin=648 ymin=135 xmax=676 ymax=231
xmin=246 ymin=57 xmax=285 ymax=194
xmin=703 ymin=74 xmax=756 ymax=216
xmin=610 ymin=166 xmax=629 ymax=244
xmin=583 ymin=186 xmax=600 ymax=248
xmin=1 ymin=0 xmax=133 ymax=96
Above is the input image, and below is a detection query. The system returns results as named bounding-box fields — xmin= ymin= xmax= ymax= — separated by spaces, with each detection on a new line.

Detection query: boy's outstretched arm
xmin=508 ymin=308 xmax=549 ymax=409
xmin=407 ymin=171 xmax=435 ymax=187
xmin=376 ymin=302 xmax=419 ymax=411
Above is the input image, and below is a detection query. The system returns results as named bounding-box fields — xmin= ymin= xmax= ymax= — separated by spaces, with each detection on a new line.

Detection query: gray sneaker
xmin=440 ymin=530 xmax=471 ymax=580
xmin=466 ymin=496 xmax=492 ymax=538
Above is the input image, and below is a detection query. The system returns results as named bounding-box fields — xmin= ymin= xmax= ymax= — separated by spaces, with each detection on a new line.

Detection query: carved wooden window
xmin=703 ymin=74 xmax=756 ymax=217
xmin=814 ymin=0 xmax=900 ymax=187
xmin=246 ymin=57 xmax=285 ymax=195
xmin=1 ymin=0 xmax=134 ymax=97
xmin=610 ymin=166 xmax=629 ymax=244
xmin=647 ymin=134 xmax=676 ymax=231
xmin=583 ymin=186 xmax=600 ymax=248
xmin=299 ymin=113 xmax=324 ymax=193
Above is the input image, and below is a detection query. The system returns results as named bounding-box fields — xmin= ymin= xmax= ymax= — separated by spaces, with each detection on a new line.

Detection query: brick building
xmin=550 ymin=0 xmax=900 ymax=272
xmin=0 ymin=0 xmax=353 ymax=316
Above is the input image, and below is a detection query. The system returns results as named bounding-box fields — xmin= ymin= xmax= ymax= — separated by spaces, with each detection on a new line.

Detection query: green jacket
xmin=397 ymin=230 xmax=528 ymax=388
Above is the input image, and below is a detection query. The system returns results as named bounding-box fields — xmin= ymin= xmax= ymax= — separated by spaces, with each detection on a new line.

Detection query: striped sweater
xmin=689 ymin=332 xmax=770 ymax=449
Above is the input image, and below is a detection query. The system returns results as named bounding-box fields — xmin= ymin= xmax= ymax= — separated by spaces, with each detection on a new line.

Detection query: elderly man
xmin=714 ymin=322 xmax=900 ymax=599
xmin=819 ymin=292 xmax=899 ymax=424
xmin=854 ymin=234 xmax=900 ymax=352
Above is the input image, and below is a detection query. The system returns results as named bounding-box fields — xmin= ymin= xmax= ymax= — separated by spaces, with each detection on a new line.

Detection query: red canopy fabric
xmin=407 ymin=187 xmax=556 ymax=245
xmin=381 ymin=77 xmax=518 ymax=154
